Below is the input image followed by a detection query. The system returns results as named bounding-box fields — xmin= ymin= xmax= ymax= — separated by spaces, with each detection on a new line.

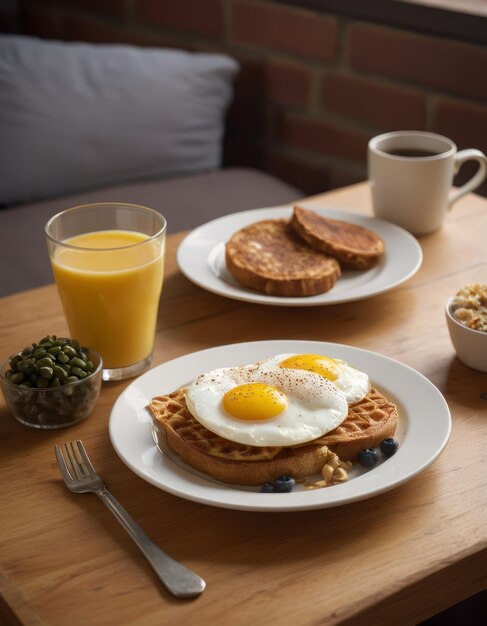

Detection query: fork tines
xmin=55 ymin=440 xmax=97 ymax=481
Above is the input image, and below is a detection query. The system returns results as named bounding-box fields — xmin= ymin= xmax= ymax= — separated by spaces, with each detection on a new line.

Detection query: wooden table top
xmin=1 ymin=182 xmax=486 ymax=626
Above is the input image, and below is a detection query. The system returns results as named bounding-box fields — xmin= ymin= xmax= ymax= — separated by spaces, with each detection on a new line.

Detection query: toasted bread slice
xmin=149 ymin=387 xmax=398 ymax=485
xmin=291 ymin=206 xmax=385 ymax=270
xmin=225 ymin=219 xmax=340 ymax=296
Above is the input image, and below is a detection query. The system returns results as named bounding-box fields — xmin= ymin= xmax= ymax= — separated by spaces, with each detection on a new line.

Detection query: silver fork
xmin=55 ymin=440 xmax=206 ymax=598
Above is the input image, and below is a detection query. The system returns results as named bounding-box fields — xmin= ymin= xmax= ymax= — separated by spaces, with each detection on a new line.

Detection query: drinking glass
xmin=46 ymin=203 xmax=166 ymax=381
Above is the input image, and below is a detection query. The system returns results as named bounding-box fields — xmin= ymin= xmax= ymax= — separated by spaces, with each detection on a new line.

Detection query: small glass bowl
xmin=0 ymin=348 xmax=103 ymax=429
xmin=445 ymin=297 xmax=487 ymax=372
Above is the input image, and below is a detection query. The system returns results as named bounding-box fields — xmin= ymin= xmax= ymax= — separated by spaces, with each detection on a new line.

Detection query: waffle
xmin=149 ymin=387 xmax=398 ymax=485
xmin=291 ymin=206 xmax=385 ymax=270
xmin=149 ymin=389 xmax=281 ymax=462
xmin=225 ymin=219 xmax=341 ymax=296
xmin=305 ymin=387 xmax=398 ymax=460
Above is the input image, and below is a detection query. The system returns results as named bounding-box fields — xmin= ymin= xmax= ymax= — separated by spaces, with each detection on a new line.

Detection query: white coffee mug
xmin=368 ymin=130 xmax=487 ymax=235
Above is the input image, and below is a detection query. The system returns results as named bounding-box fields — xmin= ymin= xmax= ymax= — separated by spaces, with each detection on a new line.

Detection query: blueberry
xmin=273 ymin=475 xmax=295 ymax=493
xmin=260 ymin=482 xmax=274 ymax=493
xmin=380 ymin=437 xmax=399 ymax=456
xmin=357 ymin=448 xmax=379 ymax=467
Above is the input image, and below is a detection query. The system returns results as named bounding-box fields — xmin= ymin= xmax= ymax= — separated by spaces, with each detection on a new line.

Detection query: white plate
xmin=109 ymin=340 xmax=451 ymax=512
xmin=177 ymin=206 xmax=423 ymax=306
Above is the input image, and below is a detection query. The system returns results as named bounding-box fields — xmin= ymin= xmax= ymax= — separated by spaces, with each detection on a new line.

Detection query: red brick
xmin=265 ymin=152 xmax=328 ymax=194
xmin=232 ymin=1 xmax=336 ymax=61
xmin=61 ymin=14 xmax=181 ymax=47
xmin=20 ymin=4 xmax=170 ymax=45
xmin=138 ymin=0 xmax=224 ymax=37
xmin=323 ymin=73 xmax=426 ymax=130
xmin=349 ymin=23 xmax=487 ymax=102
xmin=280 ymin=113 xmax=370 ymax=163
xmin=20 ymin=4 xmax=66 ymax=39
xmin=432 ymin=99 xmax=487 ymax=153
xmin=61 ymin=0 xmax=128 ymax=19
xmin=266 ymin=61 xmax=311 ymax=107
xmin=230 ymin=57 xmax=311 ymax=125
xmin=64 ymin=16 xmax=130 ymax=43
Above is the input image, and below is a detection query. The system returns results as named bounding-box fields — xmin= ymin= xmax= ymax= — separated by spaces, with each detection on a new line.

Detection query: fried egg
xmin=258 ymin=353 xmax=370 ymax=404
xmin=185 ymin=361 xmax=348 ymax=447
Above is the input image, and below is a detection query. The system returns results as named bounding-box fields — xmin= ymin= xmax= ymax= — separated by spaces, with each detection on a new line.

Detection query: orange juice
xmin=51 ymin=230 xmax=164 ymax=369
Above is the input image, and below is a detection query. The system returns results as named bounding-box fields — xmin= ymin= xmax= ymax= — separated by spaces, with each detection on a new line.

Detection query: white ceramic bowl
xmin=445 ymin=296 xmax=487 ymax=372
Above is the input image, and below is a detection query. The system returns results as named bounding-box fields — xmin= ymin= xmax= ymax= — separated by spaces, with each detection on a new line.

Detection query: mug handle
xmin=448 ymin=149 xmax=487 ymax=208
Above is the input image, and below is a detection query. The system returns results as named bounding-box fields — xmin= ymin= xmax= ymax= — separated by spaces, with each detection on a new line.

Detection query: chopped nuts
xmin=303 ymin=479 xmax=327 ymax=490
xmin=333 ymin=468 xmax=349 ymax=483
xmin=322 ymin=464 xmax=335 ymax=482
xmin=304 ymin=446 xmax=352 ymax=490
xmin=328 ymin=456 xmax=340 ymax=470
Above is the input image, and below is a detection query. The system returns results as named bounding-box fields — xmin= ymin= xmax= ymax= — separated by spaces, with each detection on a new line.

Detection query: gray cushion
xmin=0 ymin=167 xmax=303 ymax=296
xmin=0 ymin=35 xmax=238 ymax=205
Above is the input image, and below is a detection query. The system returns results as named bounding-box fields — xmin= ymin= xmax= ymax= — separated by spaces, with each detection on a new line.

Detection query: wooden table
xmin=1 ymin=182 xmax=486 ymax=626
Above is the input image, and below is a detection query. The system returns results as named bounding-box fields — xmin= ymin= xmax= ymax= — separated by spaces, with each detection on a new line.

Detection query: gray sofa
xmin=0 ymin=36 xmax=303 ymax=297
xmin=0 ymin=167 xmax=301 ymax=297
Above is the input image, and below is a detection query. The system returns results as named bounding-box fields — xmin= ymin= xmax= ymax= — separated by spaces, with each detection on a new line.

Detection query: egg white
xmin=258 ymin=353 xmax=371 ymax=404
xmin=185 ymin=362 xmax=348 ymax=447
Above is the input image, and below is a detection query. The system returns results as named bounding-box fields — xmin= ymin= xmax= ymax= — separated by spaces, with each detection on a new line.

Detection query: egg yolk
xmin=222 ymin=383 xmax=288 ymax=421
xmin=279 ymin=354 xmax=342 ymax=381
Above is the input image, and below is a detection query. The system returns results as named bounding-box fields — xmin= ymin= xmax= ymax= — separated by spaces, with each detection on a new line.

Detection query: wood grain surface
xmin=1 ymin=183 xmax=486 ymax=626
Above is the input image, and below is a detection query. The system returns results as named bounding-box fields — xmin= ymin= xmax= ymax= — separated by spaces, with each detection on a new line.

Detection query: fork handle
xmin=97 ymin=489 xmax=206 ymax=598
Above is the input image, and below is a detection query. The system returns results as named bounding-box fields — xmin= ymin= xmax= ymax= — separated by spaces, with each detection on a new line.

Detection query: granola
xmin=450 ymin=284 xmax=487 ymax=332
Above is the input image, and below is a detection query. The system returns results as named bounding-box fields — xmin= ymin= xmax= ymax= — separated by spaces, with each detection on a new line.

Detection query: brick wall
xmin=16 ymin=0 xmax=487 ymax=195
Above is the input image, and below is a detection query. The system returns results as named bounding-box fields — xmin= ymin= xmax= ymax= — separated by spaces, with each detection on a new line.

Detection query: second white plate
xmin=177 ymin=205 xmax=423 ymax=306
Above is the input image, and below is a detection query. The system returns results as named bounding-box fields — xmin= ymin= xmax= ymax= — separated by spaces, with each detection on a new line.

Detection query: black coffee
xmin=385 ymin=148 xmax=443 ymax=158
